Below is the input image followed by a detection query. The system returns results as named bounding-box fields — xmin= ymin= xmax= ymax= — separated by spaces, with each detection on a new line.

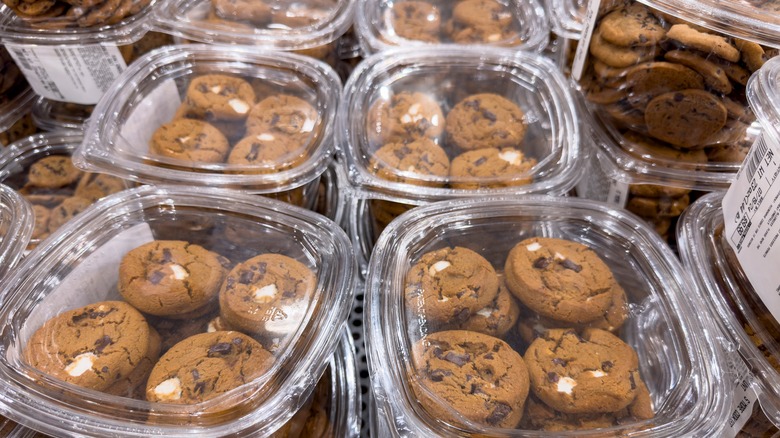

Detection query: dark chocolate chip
xmin=482 ymin=110 xmax=497 ymax=123
xmin=464 ymin=99 xmax=480 ymax=109
xmin=238 ymin=270 xmax=254 ymax=284
xmin=674 ymin=93 xmax=684 ymax=102
xmin=246 ymin=144 xmax=260 ymax=161
xmin=193 ymin=381 xmax=206 ymax=394
xmin=470 ymin=383 xmax=485 ymax=395
xmin=208 ymin=342 xmax=232 ymax=356
xmin=429 ymin=369 xmax=452 ymax=382
xmin=547 ymin=372 xmax=559 ymax=383
xmin=601 ymin=361 xmax=614 ymax=371
xmin=432 ymin=347 xmax=444 ymax=359
xmin=474 ymin=157 xmax=487 ymax=166
xmin=192 ymin=369 xmax=200 ymax=380
xmin=161 ymin=248 xmax=172 ymax=263
xmin=101 ymin=366 xmax=109 ymax=373
xmin=560 ymin=259 xmax=582 ymax=272
xmin=454 ymin=308 xmax=471 ymax=323
xmin=443 ymin=351 xmax=470 ymax=367
xmin=533 ymin=257 xmax=552 ymax=269
xmin=270 ymin=114 xmax=280 ymax=125
xmin=149 ymin=270 xmax=166 ymax=285
xmin=94 ymin=335 xmax=112 ymax=354
xmin=629 ymin=372 xmax=637 ymax=390
xmin=552 ymin=358 xmax=568 ymax=367
xmin=485 ymin=403 xmax=511 ymax=426
xmin=232 ymin=337 xmax=243 ymax=345
xmin=484 ymin=353 xmax=494 ymax=360
xmin=71 ymin=308 xmax=116 ymax=324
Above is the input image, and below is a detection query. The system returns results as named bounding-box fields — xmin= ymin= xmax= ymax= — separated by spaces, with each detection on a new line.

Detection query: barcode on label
xmin=745 ymin=137 xmax=770 ymax=181
xmin=13 ymin=48 xmax=32 ymax=71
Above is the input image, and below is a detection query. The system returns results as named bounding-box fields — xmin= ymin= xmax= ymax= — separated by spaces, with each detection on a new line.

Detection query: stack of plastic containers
xmin=0 ymin=183 xmax=32 ymax=281
xmin=0 ymin=185 xmax=357 ymax=436
xmin=678 ymin=55 xmax=780 ymax=436
xmin=365 ymin=196 xmax=730 ymax=436
xmin=572 ymin=0 xmax=780 ymax=244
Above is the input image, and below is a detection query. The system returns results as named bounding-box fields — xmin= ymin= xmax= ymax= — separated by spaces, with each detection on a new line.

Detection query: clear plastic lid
xmin=355 ymin=0 xmax=549 ymax=54
xmin=0 ymin=184 xmax=33 ymax=282
xmin=31 ymin=98 xmax=93 ymax=132
xmin=153 ymin=0 xmax=354 ymax=50
xmin=0 ymin=184 xmax=356 ymax=436
xmin=0 ymin=132 xmax=131 ymax=248
xmin=76 ymin=44 xmax=341 ymax=194
xmin=546 ymin=0 xmax=586 ymax=39
xmin=574 ymin=0 xmax=775 ymax=191
xmin=365 ymin=196 xmax=730 ymax=436
xmin=0 ymin=47 xmax=34 ymax=133
xmin=338 ymin=47 xmax=582 ymax=202
xmin=748 ymin=55 xmax=780 ymax=144
xmin=677 ymin=191 xmax=780 ymax=429
xmin=0 ymin=0 xmax=156 ymax=45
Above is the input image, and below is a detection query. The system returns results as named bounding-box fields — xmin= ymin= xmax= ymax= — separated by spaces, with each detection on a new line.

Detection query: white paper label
xmin=723 ymin=135 xmax=780 ymax=320
xmin=570 ymin=0 xmax=601 ymax=80
xmin=21 ymin=223 xmax=154 ymax=345
xmin=5 ymin=44 xmax=128 ymax=105
xmin=723 ymin=353 xmax=762 ymax=437
xmin=575 ymin=148 xmax=628 ymax=207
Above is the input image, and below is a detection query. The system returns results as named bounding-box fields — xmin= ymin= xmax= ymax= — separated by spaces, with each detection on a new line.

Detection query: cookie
xmin=706 ymin=142 xmax=751 ymax=163
xmin=145 ymin=331 xmax=273 ymax=404
xmin=149 ymin=118 xmax=230 ymax=163
xmin=622 ymin=130 xmax=708 ymax=165
xmin=184 ymin=74 xmax=256 ymax=121
xmin=245 ymin=94 xmax=319 ymax=149
xmin=589 ymin=29 xmax=659 ymax=68
xmin=598 ymin=3 xmax=666 ymax=47
xmin=663 ymin=50 xmax=732 ymax=95
xmin=412 ymin=330 xmax=530 ymax=428
xmin=47 ymin=195 xmax=92 ymax=231
xmin=665 ymin=24 xmax=740 ymax=63
xmin=366 ymin=92 xmax=444 ymax=147
xmin=390 ymin=1 xmax=441 ymax=43
xmin=628 ymin=183 xmax=690 ymax=198
xmin=625 ymin=62 xmax=704 ymax=108
xmin=118 ymin=240 xmax=230 ymax=318
xmin=24 ymin=301 xmax=151 ymax=391
xmin=27 ymin=155 xmax=83 ymax=189
xmin=0 ymin=113 xmax=37 ymax=146
xmin=369 ymin=138 xmax=450 ymax=187
xmin=212 ymin=0 xmax=272 ymax=24
xmin=626 ymin=194 xmax=690 ymax=218
xmin=226 ymin=133 xmax=307 ymax=170
xmin=174 ymin=102 xmax=247 ymax=144
xmin=104 ymin=327 xmax=162 ymax=399
xmin=73 ymin=172 xmax=126 ymax=201
xmin=449 ymin=147 xmax=536 ymax=189
xmin=734 ymin=39 xmax=768 ymax=72
xmin=455 ymin=276 xmax=520 ymax=338
xmin=77 ymin=0 xmax=122 ymax=28
xmin=219 ymin=254 xmax=316 ymax=339
xmin=580 ymin=71 xmax=627 ymax=105
xmin=524 ymin=328 xmax=640 ymax=414
xmin=520 ymin=394 xmax=626 ymax=431
xmin=405 ymin=246 xmax=500 ymax=326
xmin=644 ymin=89 xmax=728 ymax=148
xmin=504 ymin=237 xmax=616 ymax=324
xmin=146 ymin=309 xmax=219 ymax=354
xmin=445 ymin=93 xmax=526 ymax=152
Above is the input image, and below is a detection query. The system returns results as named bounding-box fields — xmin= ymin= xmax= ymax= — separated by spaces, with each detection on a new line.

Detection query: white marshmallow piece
xmin=429 ymin=261 xmax=451 ymax=276
xmin=477 ymin=308 xmax=494 ymax=318
xmin=400 ymin=114 xmax=413 ymax=124
xmin=526 ymin=242 xmax=542 ymax=252
xmin=207 ymin=321 xmax=217 ymax=333
xmin=487 ymin=34 xmax=501 ymax=42
xmin=65 ymin=352 xmax=96 ymax=377
xmin=253 ymin=284 xmax=278 ymax=303
xmin=154 ymin=377 xmax=183 ymax=401
xmin=301 ymin=118 xmax=316 ymax=133
xmin=557 ymin=376 xmax=577 ymax=394
xmin=170 ymin=264 xmax=189 ymax=280
xmin=554 ymin=252 xmax=566 ymax=260
xmin=228 ymin=99 xmax=250 ymax=115
xmin=257 ymin=133 xmax=275 ymax=141
xmin=408 ymin=103 xmax=420 ymax=115
xmin=498 ymin=149 xmax=522 ymax=166
xmin=430 ymin=114 xmax=440 ymax=127
xmin=176 ymin=136 xmax=190 ymax=144
xmin=209 ymin=85 xmax=223 ymax=94
xmin=589 ymin=370 xmax=607 ymax=378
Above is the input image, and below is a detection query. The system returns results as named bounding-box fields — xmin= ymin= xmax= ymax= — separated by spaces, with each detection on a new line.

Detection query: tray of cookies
xmin=153 ymin=0 xmax=353 ymax=68
xmin=0 ymin=184 xmax=356 ymax=437
xmin=0 ymin=183 xmax=33 ymax=282
xmin=678 ymin=192 xmax=780 ymax=435
xmin=336 ymin=47 xmax=581 ymax=270
xmin=75 ymin=44 xmax=340 ymax=206
xmin=0 ymin=132 xmax=130 ymax=249
xmin=365 ymin=195 xmax=731 ymax=436
xmin=354 ymin=0 xmax=549 ymax=54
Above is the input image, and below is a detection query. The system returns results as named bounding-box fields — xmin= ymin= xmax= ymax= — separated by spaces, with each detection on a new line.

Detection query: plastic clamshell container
xmin=76 ymin=44 xmax=341 ymax=197
xmin=0 ymin=0 xmax=157 ymax=45
xmin=0 ymin=132 xmax=132 ymax=248
xmin=0 ymin=48 xmax=34 ymax=133
xmin=678 ymin=192 xmax=780 ymax=431
xmin=0 ymin=184 xmax=33 ymax=282
xmin=365 ymin=196 xmax=730 ymax=436
xmin=355 ymin=0 xmax=549 ymax=54
xmin=31 ymin=98 xmax=94 ymax=132
xmin=339 ymin=47 xmax=581 ymax=200
xmin=546 ymin=0 xmax=585 ymax=40
xmin=153 ymin=0 xmax=354 ymax=63
xmin=0 ymin=184 xmax=356 ymax=437
xmin=749 ymin=56 xmax=780 ymax=144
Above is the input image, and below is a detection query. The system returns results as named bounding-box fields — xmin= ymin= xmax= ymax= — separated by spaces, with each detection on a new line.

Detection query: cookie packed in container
xmin=0 ymin=132 xmax=131 ymax=249
xmin=75 ymin=44 xmax=340 ymax=208
xmin=364 ymin=196 xmax=732 ymax=436
xmin=153 ymin=0 xmax=353 ymax=68
xmin=0 ymin=47 xmax=35 ymax=137
xmin=355 ymin=0 xmax=549 ymax=54
xmin=0 ymin=183 xmax=33 ymax=281
xmin=0 ymin=185 xmax=356 ymax=436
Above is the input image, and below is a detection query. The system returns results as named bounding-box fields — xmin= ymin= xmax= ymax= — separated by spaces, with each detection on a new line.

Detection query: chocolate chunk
xmin=484 ymin=353 xmax=494 ymax=360
xmin=552 ymin=358 xmax=568 ymax=366
xmin=71 ymin=308 xmax=116 ymax=324
xmin=93 ymin=335 xmax=112 ymax=354
xmin=533 ymin=257 xmax=552 ymax=269
xmin=547 ymin=372 xmax=559 ymax=383
xmin=193 ymin=381 xmax=206 ymax=394
xmin=149 ymin=270 xmax=166 ymax=285
xmin=238 ymin=270 xmax=254 ymax=285
xmin=601 ymin=361 xmax=614 ymax=371
xmin=246 ymin=144 xmax=260 ymax=161
xmin=454 ymin=307 xmax=471 ymax=323
xmin=444 ymin=351 xmax=470 ymax=367
xmin=432 ymin=347 xmax=444 ymax=359
xmin=464 ymin=99 xmax=480 ymax=109
xmin=161 ymin=248 xmax=173 ymax=263
xmin=474 ymin=157 xmax=487 ymax=166
xmin=482 ymin=110 xmax=497 ymax=122
xmin=470 ymin=383 xmax=485 ymax=395
xmin=207 ymin=342 xmax=232 ymax=356
xmin=485 ymin=403 xmax=512 ymax=426
xmin=629 ymin=372 xmax=637 ymax=390
xmin=429 ymin=369 xmax=452 ymax=382
xmin=560 ymin=259 xmax=583 ymax=272
xmin=192 ymin=369 xmax=200 ymax=380
xmin=101 ymin=366 xmax=109 ymax=373
xmin=231 ymin=337 xmax=243 ymax=345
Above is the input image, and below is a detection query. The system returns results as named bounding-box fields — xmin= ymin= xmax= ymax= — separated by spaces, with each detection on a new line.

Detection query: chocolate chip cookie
xmin=445 ymin=93 xmax=526 ymax=152
xmin=184 ymin=74 xmax=256 ymax=122
xmin=366 ymin=91 xmax=445 ymax=147
xmin=149 ymin=118 xmax=230 ymax=163
xmin=449 ymin=147 xmax=537 ymax=189
xmin=27 ymin=155 xmax=83 ymax=189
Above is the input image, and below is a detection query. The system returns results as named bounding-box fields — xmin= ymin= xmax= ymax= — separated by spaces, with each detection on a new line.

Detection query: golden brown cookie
xmin=455 ymin=276 xmax=520 ymax=338
xmin=626 ymin=194 xmax=690 ymax=218
xmin=184 ymin=74 xmax=256 ymax=121
xmin=73 ymin=172 xmax=126 ymax=202
xmin=118 ymin=240 xmax=230 ymax=318
xmin=445 ymin=93 xmax=526 ymax=152
xmin=589 ymin=29 xmax=659 ymax=68
xmin=368 ymin=138 xmax=450 ymax=187
xmin=447 ymin=0 xmax=518 ymax=44
xmin=27 ymin=155 xmax=83 ymax=189
xmin=598 ymin=3 xmax=665 ymax=47
xmin=666 ymin=24 xmax=740 ymax=62
xmin=405 ymin=246 xmax=500 ymax=326
xmin=449 ymin=147 xmax=536 ymax=189
xmin=245 ymin=94 xmax=319 ymax=150
xmin=366 ymin=91 xmax=444 ymax=147
xmin=145 ymin=331 xmax=273 ymax=404
xmin=663 ymin=50 xmax=732 ymax=95
xmin=104 ymin=327 xmax=162 ymax=399
xmin=504 ymin=237 xmax=617 ymax=324
xmin=644 ymin=89 xmax=728 ymax=148
xmin=149 ymin=118 xmax=230 ymax=163
xmin=25 ymin=301 xmax=151 ymax=391
xmin=625 ymin=62 xmax=705 ymax=109
xmin=390 ymin=1 xmax=441 ymax=43
xmin=412 ymin=330 xmax=530 ymax=428
xmin=226 ymin=133 xmax=307 ymax=170
xmin=47 ymin=195 xmax=92 ymax=232
xmin=524 ymin=328 xmax=640 ymax=414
